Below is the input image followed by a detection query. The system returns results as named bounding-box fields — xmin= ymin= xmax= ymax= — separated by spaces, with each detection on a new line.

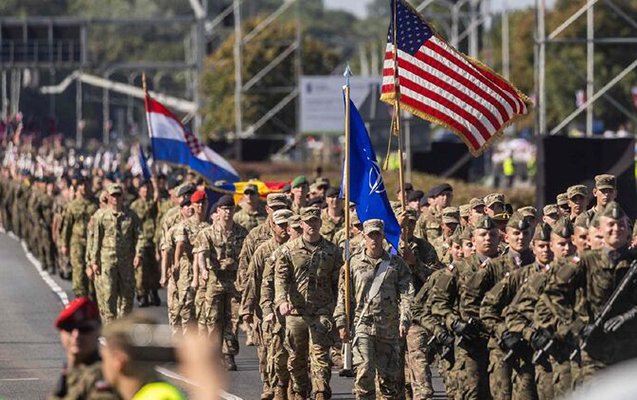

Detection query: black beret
xmin=427 ymin=183 xmax=453 ymax=198
xmin=407 ymin=190 xmax=425 ymax=202
xmin=325 ymin=187 xmax=340 ymax=198
xmin=216 ymin=195 xmax=235 ymax=208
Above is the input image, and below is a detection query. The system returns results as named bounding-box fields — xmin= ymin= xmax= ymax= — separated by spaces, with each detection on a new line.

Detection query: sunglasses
xmin=63 ymin=324 xmax=98 ymax=334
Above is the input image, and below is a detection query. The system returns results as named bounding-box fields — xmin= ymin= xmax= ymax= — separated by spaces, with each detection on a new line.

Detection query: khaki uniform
xmin=129 ymin=197 xmax=159 ymax=298
xmin=274 ymin=237 xmax=341 ymax=398
xmin=319 ymin=209 xmax=344 ymax=243
xmin=233 ymin=202 xmax=267 ymax=232
xmin=238 ymin=220 xmax=273 ymax=292
xmin=334 ymin=250 xmax=414 ymax=399
xmin=49 ymin=354 xmax=120 ymax=400
xmin=62 ymin=197 xmax=98 ymax=297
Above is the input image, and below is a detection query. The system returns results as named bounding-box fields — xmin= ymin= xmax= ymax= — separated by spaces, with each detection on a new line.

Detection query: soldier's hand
xmin=159 ymin=275 xmax=167 ymax=288
xmin=399 ymin=323 xmax=409 ymax=338
xmin=190 ymin=278 xmax=199 ymax=289
xmin=85 ymin=266 xmax=94 ymax=281
xmin=402 ymin=245 xmax=417 ymax=265
xmin=530 ymin=328 xmax=552 ymax=351
xmin=133 ymin=256 xmax=141 ymax=269
xmin=604 ymin=307 xmax=637 ymax=333
xmin=202 ymin=269 xmax=209 ymax=281
xmin=92 ymin=263 xmax=101 ymax=275
xmin=61 ymin=246 xmax=68 ymax=257
xmin=339 ymin=327 xmax=349 ymax=342
xmin=278 ymin=302 xmax=293 ymax=316
xmin=264 ymin=313 xmax=274 ymax=324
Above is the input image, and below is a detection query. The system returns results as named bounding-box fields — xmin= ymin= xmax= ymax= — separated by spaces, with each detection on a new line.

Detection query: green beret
xmin=291 ymin=175 xmax=308 ymax=189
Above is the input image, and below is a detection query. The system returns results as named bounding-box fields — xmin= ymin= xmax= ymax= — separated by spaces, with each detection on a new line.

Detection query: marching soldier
xmin=565 ymin=185 xmax=588 ymax=223
xmin=584 ymin=174 xmax=617 ymax=222
xmin=234 ymin=183 xmax=267 ymax=231
xmin=320 ymin=187 xmax=344 ymax=243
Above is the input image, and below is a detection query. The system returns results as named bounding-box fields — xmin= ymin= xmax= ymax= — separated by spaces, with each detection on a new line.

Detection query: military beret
xmin=307 ymin=197 xmax=323 ymax=207
xmin=599 ymin=201 xmax=627 ymax=220
xmin=300 ymin=207 xmax=320 ymax=221
xmin=595 ymin=174 xmax=616 ymax=190
xmin=243 ymin=184 xmax=258 ymax=194
xmin=266 ymin=193 xmax=288 ymax=208
xmin=567 ymin=185 xmax=588 ymax=199
xmin=180 ymin=197 xmax=191 ymax=207
xmin=315 ymin=177 xmax=330 ymax=189
xmin=288 ymin=214 xmax=302 ymax=229
xmin=552 ymin=218 xmax=574 ymax=238
xmin=542 ymin=204 xmax=560 ymax=217
xmin=190 ymin=190 xmax=207 ymax=204
xmin=216 ymin=194 xmax=235 ymax=208
xmin=533 ymin=223 xmax=552 ymax=241
xmin=407 ymin=190 xmax=425 ymax=202
xmin=427 ymin=183 xmax=453 ymax=198
xmin=325 ymin=187 xmax=340 ymax=198
xmin=291 ymin=175 xmax=309 ymax=189
xmin=470 ymin=197 xmax=485 ymax=209
xmin=474 ymin=215 xmax=497 ymax=230
xmin=518 ymin=206 xmax=537 ymax=219
xmin=556 ymin=193 xmax=569 ymax=206
xmin=363 ymin=219 xmax=384 ymax=235
xmin=281 ymin=184 xmax=291 ymax=193
xmin=419 ymin=196 xmax=429 ymax=208
xmin=272 ymin=209 xmax=294 ymax=225
xmin=397 ymin=183 xmax=414 ymax=193
xmin=106 ymin=183 xmax=123 ymax=196
xmin=55 ymin=297 xmax=100 ymax=331
xmin=176 ymin=183 xmax=196 ymax=197
xmin=506 ymin=212 xmax=530 ymax=230
xmin=459 ymin=204 xmax=471 ymax=218
xmin=484 ymin=193 xmax=505 ymax=207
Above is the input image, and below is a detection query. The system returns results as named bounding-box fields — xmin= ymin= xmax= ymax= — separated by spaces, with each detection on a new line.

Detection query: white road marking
xmin=0 ymin=378 xmax=40 ymax=382
xmin=155 ymin=366 xmax=244 ymax=400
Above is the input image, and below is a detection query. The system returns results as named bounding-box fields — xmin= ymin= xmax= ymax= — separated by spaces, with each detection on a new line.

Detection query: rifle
xmin=532 ymin=338 xmax=553 ymax=364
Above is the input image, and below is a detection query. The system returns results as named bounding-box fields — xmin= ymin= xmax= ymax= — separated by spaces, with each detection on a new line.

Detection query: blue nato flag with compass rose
xmin=343 ymin=98 xmax=401 ymax=250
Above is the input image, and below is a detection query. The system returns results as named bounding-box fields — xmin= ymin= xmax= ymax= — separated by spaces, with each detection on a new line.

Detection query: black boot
xmin=137 ymin=294 xmax=149 ymax=308
xmin=224 ymin=354 xmax=237 ymax=371
xmin=150 ymin=290 xmax=161 ymax=306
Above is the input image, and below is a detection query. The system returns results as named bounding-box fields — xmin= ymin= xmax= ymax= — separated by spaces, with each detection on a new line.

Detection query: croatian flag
xmin=145 ymin=95 xmax=239 ymax=183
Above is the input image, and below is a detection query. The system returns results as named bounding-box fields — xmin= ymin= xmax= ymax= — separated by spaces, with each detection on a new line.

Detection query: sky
xmin=323 ymin=0 xmax=555 ymax=18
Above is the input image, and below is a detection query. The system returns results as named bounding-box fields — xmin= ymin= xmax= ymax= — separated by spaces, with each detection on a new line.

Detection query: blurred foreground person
xmin=50 ymin=297 xmax=120 ymax=400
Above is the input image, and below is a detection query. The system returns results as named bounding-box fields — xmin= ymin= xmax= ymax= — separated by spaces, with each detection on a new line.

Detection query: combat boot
xmin=224 ymin=354 xmax=237 ymax=371
xmin=273 ymin=385 xmax=287 ymax=400
xmin=137 ymin=294 xmax=149 ymax=308
xmin=150 ymin=290 xmax=161 ymax=306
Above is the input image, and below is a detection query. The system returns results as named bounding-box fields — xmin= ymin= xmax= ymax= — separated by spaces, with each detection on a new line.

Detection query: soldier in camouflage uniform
xmin=194 ymin=195 xmax=248 ymax=371
xmin=61 ymin=177 xmax=99 ymax=298
xmin=240 ymin=209 xmax=291 ymax=398
xmin=415 ymin=183 xmax=452 ymax=242
xmin=274 ymin=207 xmax=341 ymax=400
xmin=289 ymin=176 xmax=309 ymax=215
xmin=88 ymin=183 xmax=145 ymax=324
xmin=53 ymin=177 xmax=73 ymax=279
xmin=233 ymin=183 xmax=267 ymax=231
xmin=583 ymin=174 xmax=616 ymax=223
xmin=431 ymin=207 xmax=460 ymax=264
xmin=541 ymin=204 xmax=560 ymax=227
xmin=38 ymin=178 xmax=57 ymax=272
xmin=129 ymin=180 xmax=160 ymax=307
xmin=565 ymin=185 xmax=588 ymax=224
xmin=334 ymin=219 xmax=414 ymax=400
xmin=319 ymin=187 xmax=344 ymax=244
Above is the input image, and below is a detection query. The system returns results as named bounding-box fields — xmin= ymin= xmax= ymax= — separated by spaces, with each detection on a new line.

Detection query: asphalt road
xmin=0 ymin=232 xmax=445 ymax=399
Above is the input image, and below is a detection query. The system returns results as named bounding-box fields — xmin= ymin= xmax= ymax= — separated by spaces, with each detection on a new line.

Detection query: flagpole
xmin=342 ymin=65 xmax=353 ymax=374
xmin=392 ymin=0 xmax=406 ymax=210
xmin=142 ymin=72 xmax=159 ymax=177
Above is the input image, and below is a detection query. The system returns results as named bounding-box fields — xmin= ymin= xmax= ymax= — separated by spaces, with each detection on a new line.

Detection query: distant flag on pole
xmin=145 ymin=94 xmax=240 ymax=184
xmin=137 ymin=144 xmax=152 ymax=181
xmin=632 ymin=86 xmax=637 ymax=110
xmin=342 ymin=97 xmax=401 ymax=250
xmin=381 ymin=0 xmax=531 ymax=156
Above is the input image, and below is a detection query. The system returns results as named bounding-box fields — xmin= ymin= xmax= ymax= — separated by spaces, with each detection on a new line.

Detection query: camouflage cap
xmin=176 ymin=182 xmax=196 ymax=197
xmin=469 ymin=197 xmax=485 ymax=209
xmin=533 ymin=223 xmax=552 ymax=241
xmin=291 ymin=175 xmax=308 ymax=189
xmin=442 ymin=206 xmax=460 ymax=224
xmin=363 ymin=219 xmax=384 ymax=235
xmin=459 ymin=204 xmax=471 ymax=218
xmin=567 ymin=184 xmax=588 ymax=199
xmin=552 ymin=218 xmax=574 ymax=238
xmin=272 ymin=209 xmax=294 ymax=225
xmin=106 ymin=183 xmax=123 ymax=196
xmin=594 ymin=174 xmax=616 ymax=190
xmin=556 ymin=193 xmax=569 ymax=206
xmin=542 ymin=204 xmax=560 ymax=217
xmin=300 ymin=207 xmax=321 ymax=221
xmin=484 ymin=193 xmax=505 ymax=207
xmin=288 ymin=214 xmax=302 ymax=229
xmin=351 ymin=210 xmax=361 ymax=225
xmin=315 ymin=177 xmax=330 ymax=188
xmin=506 ymin=212 xmax=530 ymax=230
xmin=518 ymin=206 xmax=537 ymax=219
xmin=266 ymin=193 xmax=288 ymax=208
xmin=599 ymin=201 xmax=626 ymax=220
xmin=474 ymin=215 xmax=497 ymax=230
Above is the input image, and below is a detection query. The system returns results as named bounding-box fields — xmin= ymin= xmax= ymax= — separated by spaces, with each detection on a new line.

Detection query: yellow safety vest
xmin=132 ymin=382 xmax=186 ymax=400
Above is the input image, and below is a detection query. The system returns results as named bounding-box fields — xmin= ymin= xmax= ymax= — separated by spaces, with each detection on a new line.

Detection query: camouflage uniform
xmin=88 ymin=206 xmax=145 ymax=324
xmin=233 ymin=202 xmax=267 ymax=232
xmin=334 ymin=240 xmax=414 ymax=400
xmin=62 ymin=196 xmax=98 ymax=297
xmin=129 ymin=196 xmax=159 ymax=300
xmin=274 ymin=235 xmax=341 ymax=398
xmin=196 ymin=222 xmax=247 ymax=355
xmin=53 ymin=191 xmax=71 ymax=276
xmin=319 ymin=209 xmax=344 ymax=243
xmin=49 ymin=353 xmax=120 ymax=400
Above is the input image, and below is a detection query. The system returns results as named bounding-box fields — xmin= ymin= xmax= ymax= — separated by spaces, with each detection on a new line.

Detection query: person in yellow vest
xmin=503 ymin=152 xmax=515 ymax=188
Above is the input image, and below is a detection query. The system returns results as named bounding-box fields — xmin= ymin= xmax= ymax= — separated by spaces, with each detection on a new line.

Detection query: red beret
xmin=55 ymin=297 xmax=100 ymax=330
xmin=190 ymin=190 xmax=207 ymax=204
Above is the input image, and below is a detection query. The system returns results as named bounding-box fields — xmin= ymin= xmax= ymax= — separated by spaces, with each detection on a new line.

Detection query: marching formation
xmin=2 ymin=140 xmax=637 ymax=400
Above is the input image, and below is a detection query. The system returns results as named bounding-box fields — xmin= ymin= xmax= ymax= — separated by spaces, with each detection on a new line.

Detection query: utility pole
xmin=233 ymin=0 xmax=243 ymax=160
xmin=535 ymin=0 xmax=546 ymax=136
xmin=502 ymin=5 xmax=510 ymax=80
xmin=586 ymin=3 xmax=594 ymax=136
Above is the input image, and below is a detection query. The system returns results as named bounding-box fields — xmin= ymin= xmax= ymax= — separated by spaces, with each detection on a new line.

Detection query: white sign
xmin=300 ymin=75 xmax=381 ymax=134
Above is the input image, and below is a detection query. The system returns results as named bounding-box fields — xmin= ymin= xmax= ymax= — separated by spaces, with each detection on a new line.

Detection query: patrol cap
xmin=190 ymin=190 xmax=207 ymax=204
xmin=556 ymin=193 xmax=569 ymax=206
xmin=180 ymin=197 xmax=191 ymax=207
xmin=470 ymin=197 xmax=485 ymax=209
xmin=106 ymin=183 xmax=123 ymax=196
xmin=288 ymin=214 xmax=302 ymax=229
xmin=407 ymin=190 xmax=425 ymax=203
xmin=427 ymin=183 xmax=452 ymax=198
xmin=459 ymin=204 xmax=471 ymax=218
xmin=300 ymin=207 xmax=321 ymax=221
xmin=567 ymin=185 xmax=588 ymax=199
xmin=176 ymin=182 xmax=196 ymax=197
xmin=518 ymin=206 xmax=537 ymax=219
xmin=442 ymin=206 xmax=460 ymax=224
xmin=309 ymin=182 xmax=319 ymax=193
xmin=272 ymin=209 xmax=293 ymax=225
xmin=315 ymin=177 xmax=330 ymax=189
xmin=243 ymin=184 xmax=258 ymax=195
xmin=397 ymin=182 xmax=414 ymax=193
xmin=55 ymin=297 xmax=100 ymax=331
xmin=474 ymin=215 xmax=497 ymax=230
xmin=291 ymin=175 xmax=308 ymax=189
xmin=599 ymin=201 xmax=627 ymax=220
xmin=542 ymin=204 xmax=560 ymax=217
xmin=552 ymin=218 xmax=574 ymax=238
xmin=506 ymin=212 xmax=530 ymax=230
xmin=484 ymin=193 xmax=505 ymax=208
xmin=363 ymin=219 xmax=384 ymax=235
xmin=595 ymin=174 xmax=616 ymax=190
xmin=533 ymin=223 xmax=552 ymax=241
xmin=216 ymin=194 xmax=234 ymax=208
xmin=266 ymin=193 xmax=288 ymax=208
xmin=325 ymin=187 xmax=340 ymax=198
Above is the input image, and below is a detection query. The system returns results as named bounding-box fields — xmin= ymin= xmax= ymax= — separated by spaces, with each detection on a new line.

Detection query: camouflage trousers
xmin=405 ymin=324 xmax=434 ymax=399
xmin=550 ymin=351 xmax=572 ymax=398
xmin=436 ymin=352 xmax=456 ymax=400
xmin=94 ymin=262 xmax=135 ymax=324
xmin=269 ymin=317 xmax=290 ymax=389
xmin=534 ymin=360 xmax=553 ymax=400
xmin=166 ymin=275 xmax=180 ymax=334
xmin=453 ymin=337 xmax=490 ymax=400
xmin=198 ymin=289 xmax=240 ymax=356
xmin=70 ymin=242 xmax=92 ymax=298
xmin=175 ymin=271 xmax=196 ymax=335
xmin=134 ymin=246 xmax=160 ymax=296
xmin=353 ymin=334 xmax=403 ymax=400
xmin=510 ymin=353 xmax=537 ymax=400
xmin=284 ymin=315 xmax=332 ymax=398
xmin=488 ymin=340 xmax=512 ymax=400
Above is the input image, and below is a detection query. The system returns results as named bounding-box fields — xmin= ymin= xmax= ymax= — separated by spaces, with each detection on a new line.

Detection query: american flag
xmin=381 ymin=0 xmax=530 ymax=156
